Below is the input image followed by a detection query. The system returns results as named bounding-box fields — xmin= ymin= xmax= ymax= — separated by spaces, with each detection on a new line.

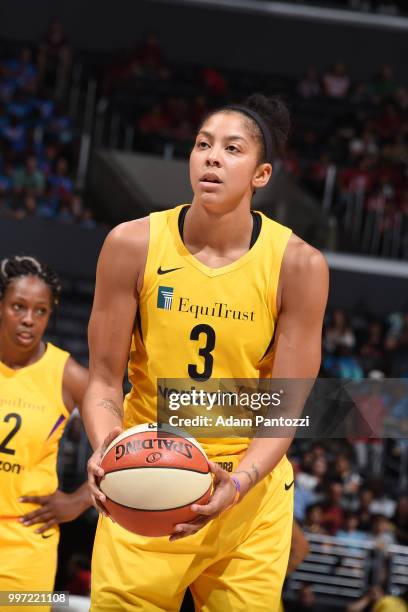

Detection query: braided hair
xmin=0 ymin=255 xmax=62 ymax=305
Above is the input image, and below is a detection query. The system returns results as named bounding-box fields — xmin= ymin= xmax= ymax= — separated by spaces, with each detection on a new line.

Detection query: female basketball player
xmin=0 ymin=255 xmax=91 ymax=603
xmin=85 ymin=94 xmax=329 ymax=611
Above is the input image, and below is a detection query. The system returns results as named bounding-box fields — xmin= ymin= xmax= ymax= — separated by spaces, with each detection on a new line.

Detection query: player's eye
xmin=36 ymin=308 xmax=47 ymax=316
xmin=226 ymin=144 xmax=239 ymax=152
xmin=12 ymin=303 xmax=22 ymax=311
xmin=197 ymin=141 xmax=209 ymax=149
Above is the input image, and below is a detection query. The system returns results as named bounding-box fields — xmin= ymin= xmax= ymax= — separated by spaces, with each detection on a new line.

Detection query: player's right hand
xmin=87 ymin=426 xmax=123 ymax=515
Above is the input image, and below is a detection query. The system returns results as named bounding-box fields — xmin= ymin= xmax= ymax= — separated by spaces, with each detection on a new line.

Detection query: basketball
xmin=99 ymin=423 xmax=213 ymax=537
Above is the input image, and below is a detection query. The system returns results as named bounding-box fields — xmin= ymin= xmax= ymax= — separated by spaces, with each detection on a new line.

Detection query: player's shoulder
xmin=103 ymin=216 xmax=150 ymax=257
xmin=283 ymin=233 xmax=328 ymax=279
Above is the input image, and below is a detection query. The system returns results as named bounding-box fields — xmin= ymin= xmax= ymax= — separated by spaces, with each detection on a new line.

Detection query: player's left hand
xmin=169 ymin=462 xmax=238 ymax=542
xmin=19 ymin=490 xmax=82 ymax=534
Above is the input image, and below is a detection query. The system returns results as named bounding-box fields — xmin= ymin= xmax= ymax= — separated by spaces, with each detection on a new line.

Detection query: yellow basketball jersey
xmin=0 ymin=343 xmax=70 ymax=518
xmin=124 ymin=204 xmax=292 ymax=457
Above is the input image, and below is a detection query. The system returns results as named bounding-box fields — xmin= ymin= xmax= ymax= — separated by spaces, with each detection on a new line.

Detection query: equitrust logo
xmin=157 ymin=286 xmax=174 ymax=310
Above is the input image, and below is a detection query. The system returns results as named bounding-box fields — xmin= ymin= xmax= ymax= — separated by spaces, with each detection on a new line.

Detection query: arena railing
xmin=388 ymin=544 xmax=408 ymax=595
xmin=285 ymin=533 xmax=408 ymax=606
xmin=321 ymin=167 xmax=405 ymax=259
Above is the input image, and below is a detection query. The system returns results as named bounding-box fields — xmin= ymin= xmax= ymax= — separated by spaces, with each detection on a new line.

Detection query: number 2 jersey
xmin=124 ymin=204 xmax=292 ymax=458
xmin=0 ymin=343 xmax=70 ymax=519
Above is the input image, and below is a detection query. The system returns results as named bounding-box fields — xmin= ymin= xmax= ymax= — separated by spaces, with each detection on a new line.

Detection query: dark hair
xmin=0 ymin=255 xmax=62 ymax=305
xmin=202 ymin=93 xmax=291 ymax=162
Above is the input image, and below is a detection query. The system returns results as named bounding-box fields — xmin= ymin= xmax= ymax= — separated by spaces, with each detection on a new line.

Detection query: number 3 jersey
xmin=124 ymin=204 xmax=292 ymax=457
xmin=0 ymin=343 xmax=70 ymax=519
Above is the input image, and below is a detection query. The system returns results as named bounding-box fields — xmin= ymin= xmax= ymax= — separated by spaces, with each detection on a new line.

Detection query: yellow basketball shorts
xmin=91 ymin=454 xmax=294 ymax=612
xmin=0 ymin=519 xmax=59 ymax=612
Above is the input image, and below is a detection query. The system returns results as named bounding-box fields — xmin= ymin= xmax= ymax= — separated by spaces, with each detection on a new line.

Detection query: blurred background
xmin=0 ymin=0 xmax=407 ymax=610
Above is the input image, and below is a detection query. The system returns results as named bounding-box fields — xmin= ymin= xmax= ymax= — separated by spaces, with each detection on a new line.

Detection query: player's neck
xmin=0 ymin=337 xmax=46 ymax=370
xmin=185 ymin=199 xmax=253 ymax=256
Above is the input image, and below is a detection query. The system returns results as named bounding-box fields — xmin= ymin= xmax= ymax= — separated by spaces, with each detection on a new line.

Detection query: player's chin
xmin=14 ymin=333 xmax=39 ymax=349
xmin=197 ymin=190 xmax=229 ymax=209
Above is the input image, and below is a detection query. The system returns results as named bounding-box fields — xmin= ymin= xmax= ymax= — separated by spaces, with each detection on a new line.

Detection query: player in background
xmin=85 ymin=94 xmax=329 ymax=611
xmin=0 ymin=255 xmax=91 ymax=611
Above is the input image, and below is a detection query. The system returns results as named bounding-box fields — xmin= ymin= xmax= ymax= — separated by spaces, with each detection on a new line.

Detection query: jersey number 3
xmin=0 ymin=413 xmax=22 ymax=456
xmin=188 ymin=324 xmax=216 ymax=381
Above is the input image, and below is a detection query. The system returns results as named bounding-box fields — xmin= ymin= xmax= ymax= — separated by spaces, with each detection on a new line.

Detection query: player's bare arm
xmin=21 ymin=357 xmax=92 ymax=529
xmin=62 ymin=356 xmax=89 ymax=413
xmin=83 ymin=217 xmax=149 ymax=505
xmin=232 ymin=236 xmax=329 ymax=497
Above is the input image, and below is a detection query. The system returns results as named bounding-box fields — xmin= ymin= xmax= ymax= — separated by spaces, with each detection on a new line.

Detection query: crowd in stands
xmin=0 ymin=22 xmax=96 ymax=227
xmin=2 ymin=28 xmax=407 ymax=257
xmin=285 ymin=305 xmax=408 ymax=607
xmin=96 ymin=33 xmax=408 ymax=256
xmin=322 ymin=307 xmax=408 ymax=379
xmin=293 ymin=62 xmax=408 ymax=256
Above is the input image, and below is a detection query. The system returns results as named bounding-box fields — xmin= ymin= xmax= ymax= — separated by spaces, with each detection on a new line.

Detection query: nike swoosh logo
xmin=157 ymin=266 xmax=183 ymax=275
xmin=41 ymin=532 xmax=54 ymax=539
xmin=285 ymin=480 xmax=295 ymax=491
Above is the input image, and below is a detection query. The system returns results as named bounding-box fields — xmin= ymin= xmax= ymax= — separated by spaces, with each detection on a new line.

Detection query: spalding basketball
xmin=99 ymin=423 xmax=212 ymax=537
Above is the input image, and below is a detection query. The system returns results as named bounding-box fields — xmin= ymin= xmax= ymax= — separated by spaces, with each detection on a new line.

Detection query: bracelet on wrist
xmin=229 ymin=475 xmax=241 ymax=507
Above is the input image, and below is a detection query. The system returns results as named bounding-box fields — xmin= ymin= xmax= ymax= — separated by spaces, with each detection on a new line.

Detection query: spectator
xmin=22 ymin=194 xmax=38 ymax=217
xmin=294 ymin=481 xmax=318 ymax=522
xmin=297 ymin=455 xmax=328 ymax=493
xmin=138 ymin=103 xmax=170 ymax=137
xmin=352 ymin=375 xmax=386 ymax=476
xmin=359 ymin=321 xmax=385 ymax=374
xmin=133 ymin=32 xmax=168 ymax=79
xmin=371 ymin=514 xmax=395 ymax=550
xmin=324 ymin=309 xmax=356 ymax=353
xmin=39 ymin=143 xmax=59 ymax=177
xmin=298 ymin=66 xmax=321 ymax=99
xmin=4 ymin=47 xmax=37 ymax=93
xmin=49 ymin=158 xmax=73 ymax=202
xmin=323 ymin=61 xmax=351 ymax=98
xmin=393 ymin=494 xmax=408 ymax=545
xmin=334 ymin=454 xmax=362 ymax=504
xmin=337 ymin=512 xmax=368 ymax=542
xmin=47 ymin=104 xmax=73 ymax=144
xmin=39 ymin=19 xmax=72 ymax=80
xmin=2 ymin=114 xmax=26 ymax=153
xmin=357 ymin=487 xmax=375 ymax=532
xmin=80 ymin=208 xmax=96 ymax=229
xmin=303 ymin=504 xmax=327 ymax=535
xmin=372 ymin=64 xmax=397 ymax=99
xmin=369 ymin=480 xmax=397 ymax=518
xmin=13 ymin=155 xmax=45 ymax=195
xmin=201 ymin=66 xmax=228 ymax=96
xmin=375 ymin=102 xmax=402 ymax=139
xmin=349 ymin=127 xmax=379 ymax=159
xmin=0 ymin=161 xmax=14 ymax=194
xmin=190 ymin=95 xmax=208 ymax=129
xmin=321 ymin=480 xmax=345 ymax=535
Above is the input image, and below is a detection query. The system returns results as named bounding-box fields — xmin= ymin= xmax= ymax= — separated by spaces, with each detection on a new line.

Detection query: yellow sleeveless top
xmin=124 ymin=204 xmax=292 ymax=458
xmin=0 ymin=343 xmax=70 ymax=518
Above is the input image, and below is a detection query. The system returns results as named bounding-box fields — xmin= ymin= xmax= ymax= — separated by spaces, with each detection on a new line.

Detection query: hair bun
xmin=244 ymin=93 xmax=290 ymax=157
